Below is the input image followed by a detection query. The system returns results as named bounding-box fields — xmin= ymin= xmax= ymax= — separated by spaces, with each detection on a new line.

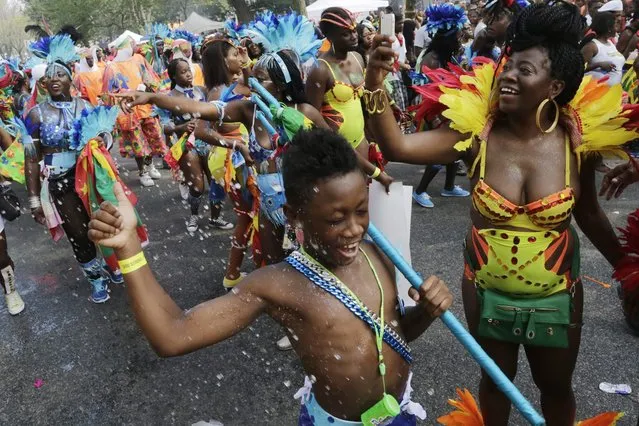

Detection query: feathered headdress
xmin=71 ymin=106 xmax=120 ymax=151
xmin=412 ymin=59 xmax=639 ymax=161
xmin=145 ymin=22 xmax=171 ymax=42
xmin=224 ymin=18 xmax=247 ymax=43
xmin=425 ymin=4 xmax=469 ymax=37
xmin=170 ymin=29 xmax=202 ymax=48
xmin=245 ymin=11 xmax=323 ymax=63
xmin=28 ymin=34 xmax=79 ymax=77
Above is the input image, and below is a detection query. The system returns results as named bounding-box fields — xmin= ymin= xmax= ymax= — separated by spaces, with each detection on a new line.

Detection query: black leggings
xmin=48 ymin=169 xmax=97 ymax=264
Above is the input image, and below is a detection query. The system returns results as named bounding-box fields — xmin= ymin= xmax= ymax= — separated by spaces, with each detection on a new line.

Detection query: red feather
xmin=410 ymin=65 xmax=468 ymax=126
xmin=613 ymin=208 xmax=639 ymax=332
xmin=621 ymin=103 xmax=639 ymax=131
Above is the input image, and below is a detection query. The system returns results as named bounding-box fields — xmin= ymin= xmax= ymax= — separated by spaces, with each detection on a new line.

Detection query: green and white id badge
xmin=360 ymin=393 xmax=401 ymax=425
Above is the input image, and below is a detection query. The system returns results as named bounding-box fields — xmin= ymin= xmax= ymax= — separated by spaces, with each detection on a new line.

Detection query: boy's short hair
xmin=282 ymin=128 xmax=360 ymax=207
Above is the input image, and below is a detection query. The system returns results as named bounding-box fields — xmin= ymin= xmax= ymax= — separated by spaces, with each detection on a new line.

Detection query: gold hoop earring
xmin=536 ymin=98 xmax=559 ymax=134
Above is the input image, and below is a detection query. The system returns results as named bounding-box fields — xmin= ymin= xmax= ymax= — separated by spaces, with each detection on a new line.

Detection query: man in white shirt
xmin=414 ymin=24 xmax=431 ymax=57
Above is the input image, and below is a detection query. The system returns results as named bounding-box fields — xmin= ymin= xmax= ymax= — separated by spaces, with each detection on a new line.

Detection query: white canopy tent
xmin=180 ymin=11 xmax=224 ymax=34
xmin=109 ymin=30 xmax=143 ymax=48
xmin=307 ymin=0 xmax=389 ymax=20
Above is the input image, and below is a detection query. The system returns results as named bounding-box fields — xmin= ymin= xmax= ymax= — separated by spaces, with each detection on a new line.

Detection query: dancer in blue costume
xmin=25 ymin=34 xmax=122 ymax=303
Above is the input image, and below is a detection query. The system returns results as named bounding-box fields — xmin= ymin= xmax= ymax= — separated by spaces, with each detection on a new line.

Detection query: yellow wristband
xmin=118 ymin=251 xmax=147 ymax=274
xmin=370 ymin=167 xmax=382 ymax=179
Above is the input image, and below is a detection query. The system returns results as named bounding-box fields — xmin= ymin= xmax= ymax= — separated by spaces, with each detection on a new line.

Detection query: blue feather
xmin=146 ymin=22 xmax=171 ymax=40
xmin=28 ymin=37 xmax=53 ymax=60
xmin=220 ymin=82 xmax=244 ymax=102
xmin=245 ymin=11 xmax=323 ymax=62
xmin=71 ymin=106 xmax=120 ymax=151
xmin=225 ymin=18 xmax=247 ymax=42
xmin=29 ymin=34 xmax=79 ymax=65
xmin=3 ymin=117 xmax=28 ymax=140
xmin=170 ymin=29 xmax=202 ymax=47
xmin=425 ymin=4 xmax=468 ymax=37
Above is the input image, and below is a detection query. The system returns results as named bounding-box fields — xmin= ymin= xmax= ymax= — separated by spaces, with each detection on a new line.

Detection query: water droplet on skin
xmin=333 ymin=353 xmax=341 ymax=360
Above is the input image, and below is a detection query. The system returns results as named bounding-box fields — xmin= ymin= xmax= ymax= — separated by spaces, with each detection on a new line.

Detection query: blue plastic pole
xmin=366 ymin=223 xmax=545 ymax=426
xmin=255 ymin=111 xmax=277 ymax=137
xmin=248 ymin=77 xmax=280 ymax=109
xmin=250 ymin=94 xmax=274 ymax=121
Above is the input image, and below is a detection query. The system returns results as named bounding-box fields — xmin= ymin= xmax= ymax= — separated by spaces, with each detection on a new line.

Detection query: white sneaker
xmin=5 ymin=291 xmax=25 ymax=315
xmin=139 ymin=172 xmax=155 ymax=187
xmin=148 ymin=164 xmax=161 ymax=180
xmin=179 ymin=182 xmax=190 ymax=201
xmin=276 ymin=336 xmax=293 ymax=351
xmin=2 ymin=266 xmax=24 ymax=315
xmin=186 ymin=215 xmax=199 ymax=233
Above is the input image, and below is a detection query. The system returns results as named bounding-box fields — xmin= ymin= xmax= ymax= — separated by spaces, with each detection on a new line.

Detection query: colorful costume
xmin=74 ymin=47 xmax=104 ymax=106
xmin=244 ymin=11 xmax=321 ymax=227
xmin=102 ymin=39 xmax=167 ymax=159
xmin=161 ymin=85 xmax=226 ymax=205
xmin=417 ymin=60 xmax=639 ymax=343
xmin=318 ymin=55 xmax=365 ymax=149
xmin=26 ymin=34 xmax=135 ymax=303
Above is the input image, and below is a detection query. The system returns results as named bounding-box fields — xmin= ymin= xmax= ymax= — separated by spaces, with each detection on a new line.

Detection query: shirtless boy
xmin=88 ymin=129 xmax=452 ymax=425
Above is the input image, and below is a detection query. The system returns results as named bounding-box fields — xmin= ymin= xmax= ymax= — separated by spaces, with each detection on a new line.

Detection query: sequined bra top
xmin=470 ymin=136 xmax=575 ymax=231
xmin=35 ymin=98 xmax=88 ymax=149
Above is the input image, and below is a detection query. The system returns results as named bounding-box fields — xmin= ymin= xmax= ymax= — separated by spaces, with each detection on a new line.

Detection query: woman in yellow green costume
xmin=364 ymin=1 xmax=639 ymax=424
xmin=306 ymin=7 xmax=393 ymax=191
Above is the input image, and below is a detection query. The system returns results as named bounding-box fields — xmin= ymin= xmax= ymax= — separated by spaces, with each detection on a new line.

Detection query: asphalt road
xmin=1 ymin=158 xmax=637 ymax=425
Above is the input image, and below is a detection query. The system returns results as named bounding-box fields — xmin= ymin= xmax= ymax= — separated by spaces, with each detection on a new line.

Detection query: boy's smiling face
xmin=289 ymin=170 xmax=369 ymax=268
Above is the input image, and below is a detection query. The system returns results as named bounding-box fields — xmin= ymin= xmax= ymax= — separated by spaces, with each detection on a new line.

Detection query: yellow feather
xmin=436 ymin=63 xmax=495 ymax=152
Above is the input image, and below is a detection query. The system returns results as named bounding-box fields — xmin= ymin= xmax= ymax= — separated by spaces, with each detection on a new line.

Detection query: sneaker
xmin=89 ymin=277 xmax=110 ymax=304
xmin=148 ymin=163 xmax=162 ymax=180
xmin=5 ymin=291 xmax=25 ymax=315
xmin=413 ymin=191 xmax=434 ymax=208
xmin=103 ymin=265 xmax=124 ymax=285
xmin=276 ymin=336 xmax=293 ymax=351
xmin=187 ymin=215 xmax=199 ymax=233
xmin=1 ymin=266 xmax=24 ymax=315
xmin=441 ymin=185 xmax=470 ymax=197
xmin=223 ymin=272 xmax=247 ymax=291
xmin=139 ymin=172 xmax=155 ymax=187
xmin=210 ymin=217 xmax=235 ymax=230
xmin=179 ymin=182 xmax=190 ymax=201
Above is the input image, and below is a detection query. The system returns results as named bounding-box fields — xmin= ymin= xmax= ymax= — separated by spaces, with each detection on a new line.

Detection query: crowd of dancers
xmin=1 ymin=0 xmax=639 ymax=424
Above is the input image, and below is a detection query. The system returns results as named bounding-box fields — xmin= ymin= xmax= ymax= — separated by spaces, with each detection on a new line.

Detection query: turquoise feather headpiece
xmin=145 ymin=22 xmax=171 ymax=41
xmin=28 ymin=34 xmax=79 ymax=77
xmin=245 ymin=11 xmax=323 ymax=63
xmin=71 ymin=106 xmax=120 ymax=151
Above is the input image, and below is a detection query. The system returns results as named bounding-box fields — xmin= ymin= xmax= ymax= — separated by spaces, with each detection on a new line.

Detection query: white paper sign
xmin=368 ymin=180 xmax=416 ymax=307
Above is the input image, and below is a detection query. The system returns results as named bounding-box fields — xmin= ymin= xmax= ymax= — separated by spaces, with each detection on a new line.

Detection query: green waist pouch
xmin=478 ymin=289 xmax=572 ymax=348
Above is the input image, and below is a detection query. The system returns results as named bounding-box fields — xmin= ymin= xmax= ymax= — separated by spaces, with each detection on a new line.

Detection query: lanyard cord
xmin=300 ymin=246 xmax=388 ymax=394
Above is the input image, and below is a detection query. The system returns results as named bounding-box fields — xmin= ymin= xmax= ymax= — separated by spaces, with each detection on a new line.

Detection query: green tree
xmin=0 ymin=0 xmax=30 ymax=57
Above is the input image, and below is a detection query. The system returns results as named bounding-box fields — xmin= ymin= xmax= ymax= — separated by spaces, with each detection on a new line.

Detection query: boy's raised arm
xmin=88 ymin=183 xmax=268 ymax=357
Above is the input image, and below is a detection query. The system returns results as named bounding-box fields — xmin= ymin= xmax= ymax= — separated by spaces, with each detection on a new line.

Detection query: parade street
xmin=2 ymin=159 xmax=638 ymax=425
